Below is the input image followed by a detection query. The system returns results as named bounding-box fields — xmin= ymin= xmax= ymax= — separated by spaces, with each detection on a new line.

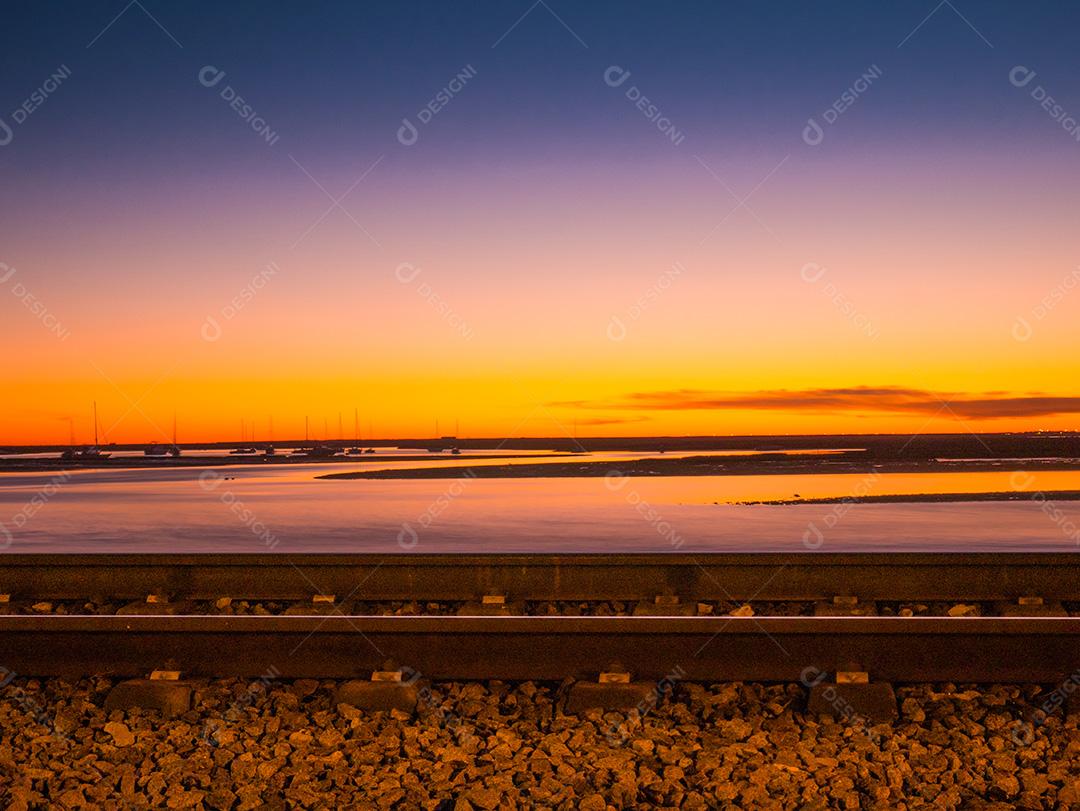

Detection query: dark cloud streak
xmin=554 ymin=387 xmax=1080 ymax=419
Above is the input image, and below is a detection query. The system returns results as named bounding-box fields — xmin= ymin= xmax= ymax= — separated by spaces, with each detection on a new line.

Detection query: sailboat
xmin=291 ymin=415 xmax=339 ymax=457
xmin=263 ymin=416 xmax=275 ymax=456
xmin=230 ymin=419 xmax=258 ymax=454
xmin=147 ymin=414 xmax=182 ymax=456
xmin=346 ymin=408 xmax=363 ymax=455
xmin=296 ymin=443 xmax=339 ymax=458
xmin=62 ymin=402 xmax=111 ymax=461
xmin=170 ymin=414 xmax=181 ymax=456
xmin=60 ymin=418 xmax=78 ymax=460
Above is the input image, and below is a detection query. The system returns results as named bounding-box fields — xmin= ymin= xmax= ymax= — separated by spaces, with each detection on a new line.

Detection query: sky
xmin=2 ymin=0 xmax=1079 ymax=443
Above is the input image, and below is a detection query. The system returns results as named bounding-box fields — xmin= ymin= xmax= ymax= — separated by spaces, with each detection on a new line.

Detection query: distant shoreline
xmin=318 ymin=454 xmax=1080 ymax=480
xmin=0 ymin=452 xmax=568 ymax=473
xmin=737 ymin=490 xmax=1080 ymax=505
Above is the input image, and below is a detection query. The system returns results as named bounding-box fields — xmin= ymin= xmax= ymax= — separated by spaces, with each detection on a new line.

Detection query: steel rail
xmin=1 ymin=615 xmax=1078 ymax=682
xmin=1 ymin=553 xmax=1079 ymax=601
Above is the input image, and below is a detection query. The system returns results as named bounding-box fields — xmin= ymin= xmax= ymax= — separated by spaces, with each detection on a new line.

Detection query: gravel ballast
xmin=1 ymin=677 xmax=1078 ymax=809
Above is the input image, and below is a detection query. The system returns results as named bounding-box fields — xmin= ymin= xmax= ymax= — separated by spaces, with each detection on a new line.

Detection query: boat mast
xmin=93 ymin=401 xmax=100 ymax=446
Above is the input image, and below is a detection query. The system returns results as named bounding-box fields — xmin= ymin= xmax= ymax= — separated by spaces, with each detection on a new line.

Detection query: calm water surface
xmin=1 ymin=457 xmax=1078 ymax=553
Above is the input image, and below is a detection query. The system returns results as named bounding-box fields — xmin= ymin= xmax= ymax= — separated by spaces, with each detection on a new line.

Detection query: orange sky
xmin=4 ymin=105 xmax=1079 ymax=444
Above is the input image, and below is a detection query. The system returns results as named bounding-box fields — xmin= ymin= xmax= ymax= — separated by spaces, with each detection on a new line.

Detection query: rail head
xmin=3 ymin=552 xmax=1080 ymax=601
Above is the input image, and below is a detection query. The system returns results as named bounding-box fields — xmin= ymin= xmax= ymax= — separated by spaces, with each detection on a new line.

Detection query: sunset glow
xmin=3 ymin=2 xmax=1079 ymax=444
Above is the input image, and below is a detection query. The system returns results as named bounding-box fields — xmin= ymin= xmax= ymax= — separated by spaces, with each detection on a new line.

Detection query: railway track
xmin=3 ymin=615 xmax=1079 ymax=683
xmin=3 ymin=552 xmax=1080 ymax=601
xmin=2 ymin=553 xmax=1079 ymax=682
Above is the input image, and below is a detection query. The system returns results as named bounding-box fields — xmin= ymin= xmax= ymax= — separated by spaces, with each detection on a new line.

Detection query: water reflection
xmin=0 ymin=462 xmax=1078 ymax=554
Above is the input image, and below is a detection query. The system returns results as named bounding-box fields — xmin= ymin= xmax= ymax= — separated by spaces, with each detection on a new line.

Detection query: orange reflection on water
xmin=628 ymin=469 xmax=1080 ymax=504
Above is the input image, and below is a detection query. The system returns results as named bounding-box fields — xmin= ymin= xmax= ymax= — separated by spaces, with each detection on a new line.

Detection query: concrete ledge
xmin=335 ymin=680 xmax=419 ymax=714
xmin=807 ymin=682 xmax=897 ymax=724
xmin=565 ymin=680 xmax=656 ymax=714
xmin=104 ymin=679 xmax=192 ymax=717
